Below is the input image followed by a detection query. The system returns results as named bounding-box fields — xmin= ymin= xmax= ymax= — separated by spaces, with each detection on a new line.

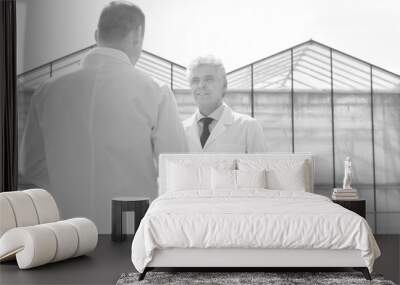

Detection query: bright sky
xmin=130 ymin=0 xmax=400 ymax=74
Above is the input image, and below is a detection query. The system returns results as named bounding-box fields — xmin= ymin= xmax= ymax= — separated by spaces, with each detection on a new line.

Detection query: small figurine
xmin=342 ymin=157 xmax=352 ymax=190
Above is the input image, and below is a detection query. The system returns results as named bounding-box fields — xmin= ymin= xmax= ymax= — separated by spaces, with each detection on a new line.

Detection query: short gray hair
xmin=98 ymin=1 xmax=145 ymax=43
xmin=187 ymin=55 xmax=227 ymax=87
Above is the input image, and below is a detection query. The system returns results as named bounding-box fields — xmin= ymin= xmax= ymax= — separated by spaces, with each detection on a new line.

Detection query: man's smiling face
xmin=189 ymin=64 xmax=226 ymax=112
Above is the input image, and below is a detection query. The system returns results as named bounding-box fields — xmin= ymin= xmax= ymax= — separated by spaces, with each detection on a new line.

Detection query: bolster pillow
xmin=0 ymin=189 xmax=60 ymax=237
xmin=0 ymin=218 xmax=98 ymax=269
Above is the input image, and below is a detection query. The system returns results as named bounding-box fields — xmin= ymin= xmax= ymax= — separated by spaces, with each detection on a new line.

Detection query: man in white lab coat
xmin=183 ymin=55 xmax=266 ymax=153
xmin=19 ymin=2 xmax=187 ymax=233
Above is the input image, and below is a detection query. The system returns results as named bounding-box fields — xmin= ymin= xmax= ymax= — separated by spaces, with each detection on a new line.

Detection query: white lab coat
xmin=19 ymin=47 xmax=188 ymax=233
xmin=183 ymin=103 xmax=266 ymax=153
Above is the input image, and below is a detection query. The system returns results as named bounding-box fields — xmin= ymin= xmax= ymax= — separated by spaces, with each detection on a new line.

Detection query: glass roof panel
xmin=253 ymin=50 xmax=291 ymax=90
xmin=227 ymin=40 xmax=400 ymax=94
xmin=372 ymin=67 xmax=400 ymax=93
xmin=293 ymin=43 xmax=331 ymax=90
xmin=172 ymin=64 xmax=189 ymax=89
xmin=136 ymin=53 xmax=171 ymax=86
xmin=332 ymin=51 xmax=371 ymax=91
xmin=18 ymin=40 xmax=400 ymax=95
xmin=227 ymin=66 xmax=251 ymax=89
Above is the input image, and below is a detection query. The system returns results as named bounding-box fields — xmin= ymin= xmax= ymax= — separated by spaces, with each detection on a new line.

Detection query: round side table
xmin=111 ymin=197 xmax=149 ymax=242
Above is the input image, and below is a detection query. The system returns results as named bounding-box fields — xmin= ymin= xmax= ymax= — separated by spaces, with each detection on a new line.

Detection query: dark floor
xmin=0 ymin=235 xmax=399 ymax=285
xmin=0 ymin=235 xmax=133 ymax=285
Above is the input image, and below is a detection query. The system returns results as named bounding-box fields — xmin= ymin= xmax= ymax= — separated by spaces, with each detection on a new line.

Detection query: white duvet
xmin=131 ymin=190 xmax=380 ymax=273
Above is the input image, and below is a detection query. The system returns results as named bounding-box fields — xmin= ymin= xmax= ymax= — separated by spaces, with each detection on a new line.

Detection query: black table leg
xmin=112 ymin=201 xmax=123 ymax=241
xmin=134 ymin=201 xmax=149 ymax=234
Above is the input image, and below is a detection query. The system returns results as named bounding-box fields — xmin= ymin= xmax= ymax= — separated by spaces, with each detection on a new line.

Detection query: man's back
xmin=21 ymin=48 xmax=187 ymax=233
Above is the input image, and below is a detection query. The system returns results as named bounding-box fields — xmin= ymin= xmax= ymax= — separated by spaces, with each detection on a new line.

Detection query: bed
xmin=131 ymin=153 xmax=380 ymax=280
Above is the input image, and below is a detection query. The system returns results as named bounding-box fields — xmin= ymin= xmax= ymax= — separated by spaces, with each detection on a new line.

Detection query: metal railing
xmin=17 ymin=44 xmax=188 ymax=90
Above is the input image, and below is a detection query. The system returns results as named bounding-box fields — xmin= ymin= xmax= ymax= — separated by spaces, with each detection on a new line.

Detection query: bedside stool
xmin=332 ymin=199 xmax=366 ymax=218
xmin=111 ymin=197 xmax=150 ymax=242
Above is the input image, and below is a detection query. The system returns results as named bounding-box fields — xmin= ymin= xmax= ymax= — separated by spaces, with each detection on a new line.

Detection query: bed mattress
xmin=131 ymin=189 xmax=380 ymax=273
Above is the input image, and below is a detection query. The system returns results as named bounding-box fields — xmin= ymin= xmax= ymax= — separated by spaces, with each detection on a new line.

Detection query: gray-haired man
xmin=183 ymin=55 xmax=266 ymax=153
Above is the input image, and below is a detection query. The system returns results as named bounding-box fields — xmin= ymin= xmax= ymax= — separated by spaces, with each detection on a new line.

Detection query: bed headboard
xmin=158 ymin=153 xmax=314 ymax=196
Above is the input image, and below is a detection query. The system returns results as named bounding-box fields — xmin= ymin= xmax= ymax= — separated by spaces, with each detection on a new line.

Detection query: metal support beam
xmin=170 ymin=63 xmax=174 ymax=91
xmin=281 ymin=49 xmax=307 ymax=88
xmin=330 ymin=48 xmax=336 ymax=188
xmin=250 ymin=64 xmax=254 ymax=117
xmin=290 ymin=48 xmax=295 ymax=153
xmin=370 ymin=65 xmax=377 ymax=233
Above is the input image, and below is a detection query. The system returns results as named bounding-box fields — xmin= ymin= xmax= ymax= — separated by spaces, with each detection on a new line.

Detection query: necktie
xmin=200 ymin=117 xmax=214 ymax=148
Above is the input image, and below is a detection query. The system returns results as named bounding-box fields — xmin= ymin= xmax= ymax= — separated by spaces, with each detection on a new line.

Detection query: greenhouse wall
xmin=174 ymin=87 xmax=400 ymax=234
xmin=17 ymin=40 xmax=400 ymax=234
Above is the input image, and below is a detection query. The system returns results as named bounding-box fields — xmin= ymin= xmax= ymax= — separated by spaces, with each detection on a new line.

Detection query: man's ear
xmin=131 ymin=26 xmax=144 ymax=46
xmin=95 ymin=30 xmax=99 ymax=44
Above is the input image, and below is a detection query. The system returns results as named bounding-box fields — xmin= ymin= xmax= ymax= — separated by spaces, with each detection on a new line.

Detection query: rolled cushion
xmin=0 ymin=226 xmax=57 ymax=269
xmin=0 ymin=189 xmax=59 ymax=237
xmin=0 ymin=191 xmax=39 ymax=227
xmin=0 ymin=196 xmax=17 ymax=237
xmin=42 ymin=221 xmax=79 ymax=262
xmin=23 ymin=189 xmax=60 ymax=223
xmin=64 ymin=218 xmax=98 ymax=257
xmin=0 ymin=218 xmax=97 ymax=269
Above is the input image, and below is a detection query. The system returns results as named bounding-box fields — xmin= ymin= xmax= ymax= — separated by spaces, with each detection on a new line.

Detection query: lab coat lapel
xmin=186 ymin=113 xmax=202 ymax=151
xmin=204 ymin=104 xmax=234 ymax=148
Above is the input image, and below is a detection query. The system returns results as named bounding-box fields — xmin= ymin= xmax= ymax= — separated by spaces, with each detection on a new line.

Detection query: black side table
xmin=332 ymin=199 xmax=366 ymax=218
xmin=112 ymin=197 xmax=150 ymax=242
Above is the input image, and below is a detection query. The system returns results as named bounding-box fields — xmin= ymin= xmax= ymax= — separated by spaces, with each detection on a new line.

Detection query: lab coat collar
xmin=203 ymin=102 xmax=234 ymax=148
xmin=196 ymin=103 xmax=225 ymax=122
xmin=83 ymin=47 xmax=132 ymax=67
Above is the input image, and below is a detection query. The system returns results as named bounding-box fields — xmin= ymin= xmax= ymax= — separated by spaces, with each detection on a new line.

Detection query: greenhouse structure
xmin=18 ymin=40 xmax=400 ymax=233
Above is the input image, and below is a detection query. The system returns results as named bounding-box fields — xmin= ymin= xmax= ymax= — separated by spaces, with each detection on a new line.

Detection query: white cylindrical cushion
xmin=64 ymin=218 xmax=98 ymax=257
xmin=1 ymin=192 xmax=39 ymax=227
xmin=0 ymin=195 xmax=17 ymax=237
xmin=0 ymin=226 xmax=57 ymax=269
xmin=42 ymin=221 xmax=78 ymax=262
xmin=23 ymin=189 xmax=60 ymax=223
xmin=0 ymin=218 xmax=97 ymax=269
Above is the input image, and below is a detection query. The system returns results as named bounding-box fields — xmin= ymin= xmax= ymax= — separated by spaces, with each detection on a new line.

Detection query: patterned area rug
xmin=116 ymin=271 xmax=396 ymax=285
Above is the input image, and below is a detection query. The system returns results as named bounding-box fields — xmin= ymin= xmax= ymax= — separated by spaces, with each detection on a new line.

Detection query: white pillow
xmin=267 ymin=166 xmax=306 ymax=191
xmin=166 ymin=162 xmax=211 ymax=191
xmin=237 ymin=159 xmax=308 ymax=191
xmin=236 ymin=169 xmax=267 ymax=189
xmin=211 ymin=168 xmax=236 ymax=190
